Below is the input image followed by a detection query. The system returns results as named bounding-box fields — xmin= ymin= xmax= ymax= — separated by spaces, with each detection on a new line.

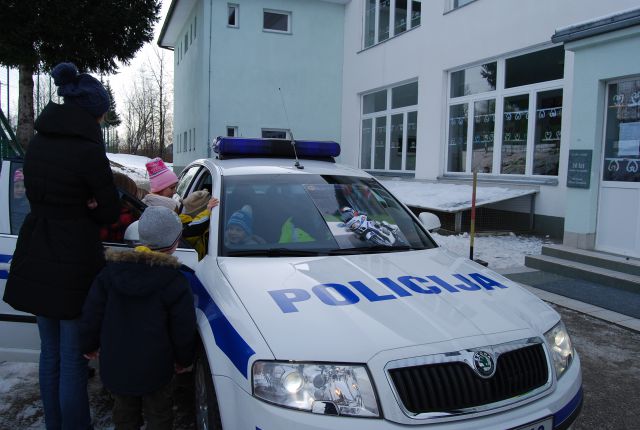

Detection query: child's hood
xmin=104 ymin=248 xmax=183 ymax=297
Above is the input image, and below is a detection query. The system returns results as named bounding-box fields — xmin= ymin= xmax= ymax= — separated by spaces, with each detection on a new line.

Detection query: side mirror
xmin=419 ymin=212 xmax=441 ymax=232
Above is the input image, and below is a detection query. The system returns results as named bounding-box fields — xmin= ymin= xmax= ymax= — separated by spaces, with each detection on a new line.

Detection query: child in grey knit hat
xmin=80 ymin=205 xmax=196 ymax=429
xmin=139 ymin=206 xmax=183 ymax=252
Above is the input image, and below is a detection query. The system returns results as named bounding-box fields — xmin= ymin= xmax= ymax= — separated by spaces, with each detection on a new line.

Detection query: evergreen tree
xmin=0 ymin=0 xmax=160 ymax=149
xmin=104 ymin=82 xmax=122 ymax=128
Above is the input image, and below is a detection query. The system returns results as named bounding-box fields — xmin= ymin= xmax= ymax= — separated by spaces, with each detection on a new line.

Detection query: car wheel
xmin=194 ymin=343 xmax=223 ymax=430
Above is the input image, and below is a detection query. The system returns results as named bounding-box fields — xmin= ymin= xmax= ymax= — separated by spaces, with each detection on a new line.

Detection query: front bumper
xmin=214 ymin=354 xmax=582 ymax=430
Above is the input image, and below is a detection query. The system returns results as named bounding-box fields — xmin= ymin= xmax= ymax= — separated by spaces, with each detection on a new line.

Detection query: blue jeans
xmin=37 ymin=316 xmax=92 ymax=430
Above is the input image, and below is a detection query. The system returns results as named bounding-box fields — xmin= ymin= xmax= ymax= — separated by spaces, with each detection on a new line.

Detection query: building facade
xmin=340 ymin=0 xmax=640 ymax=238
xmin=555 ymin=10 xmax=640 ymax=257
xmin=161 ymin=0 xmax=640 ymax=253
xmin=159 ymin=0 xmax=347 ymax=170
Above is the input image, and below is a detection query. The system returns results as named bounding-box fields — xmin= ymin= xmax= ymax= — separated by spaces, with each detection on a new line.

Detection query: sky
xmin=0 ymin=1 xmax=172 ymax=127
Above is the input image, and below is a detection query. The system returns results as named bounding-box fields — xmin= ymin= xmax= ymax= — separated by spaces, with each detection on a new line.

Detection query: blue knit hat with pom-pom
xmin=51 ymin=62 xmax=110 ymax=118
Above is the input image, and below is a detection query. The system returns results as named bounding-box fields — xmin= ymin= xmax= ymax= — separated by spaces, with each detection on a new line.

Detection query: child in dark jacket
xmin=80 ymin=206 xmax=196 ymax=429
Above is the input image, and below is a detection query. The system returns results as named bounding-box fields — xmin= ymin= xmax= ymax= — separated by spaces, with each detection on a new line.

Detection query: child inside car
xmin=180 ymin=190 xmax=219 ymax=259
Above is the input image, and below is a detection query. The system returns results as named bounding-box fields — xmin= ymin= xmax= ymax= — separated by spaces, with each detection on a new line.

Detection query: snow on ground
xmin=380 ymin=179 xmax=536 ymax=212
xmin=0 ymin=362 xmax=194 ymax=429
xmin=432 ymin=232 xmax=552 ymax=269
xmin=106 ymin=153 xmax=151 ymax=188
xmin=106 ymin=153 xmax=173 ymax=190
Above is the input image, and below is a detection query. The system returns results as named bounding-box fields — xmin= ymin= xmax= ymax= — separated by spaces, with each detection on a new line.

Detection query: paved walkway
xmin=499 ymin=267 xmax=640 ymax=333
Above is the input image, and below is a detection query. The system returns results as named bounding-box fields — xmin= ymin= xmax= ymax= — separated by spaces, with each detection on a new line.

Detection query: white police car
xmin=0 ymin=138 xmax=582 ymax=430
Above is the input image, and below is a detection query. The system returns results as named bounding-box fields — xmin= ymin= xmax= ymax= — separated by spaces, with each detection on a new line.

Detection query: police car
xmin=0 ymin=138 xmax=582 ymax=430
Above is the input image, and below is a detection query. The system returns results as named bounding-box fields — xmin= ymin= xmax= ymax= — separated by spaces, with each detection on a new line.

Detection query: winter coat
xmin=180 ymin=208 xmax=211 ymax=259
xmin=99 ymin=204 xmax=138 ymax=243
xmin=79 ymin=248 xmax=196 ymax=396
xmin=3 ymin=102 xmax=120 ymax=319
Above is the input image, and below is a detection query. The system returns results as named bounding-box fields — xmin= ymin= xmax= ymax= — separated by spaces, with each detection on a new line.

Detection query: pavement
xmin=499 ymin=266 xmax=640 ymax=333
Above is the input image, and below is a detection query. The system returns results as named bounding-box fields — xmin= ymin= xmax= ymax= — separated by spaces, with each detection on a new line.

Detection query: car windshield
xmin=219 ymin=174 xmax=437 ymax=256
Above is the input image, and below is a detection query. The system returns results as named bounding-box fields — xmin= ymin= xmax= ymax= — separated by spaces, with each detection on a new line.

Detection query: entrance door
xmin=596 ymin=78 xmax=640 ymax=257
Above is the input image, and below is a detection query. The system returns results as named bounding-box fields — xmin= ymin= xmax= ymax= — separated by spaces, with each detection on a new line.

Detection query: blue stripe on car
xmin=0 ymin=254 xmax=10 ymax=279
xmin=554 ymin=387 xmax=583 ymax=428
xmin=182 ymin=270 xmax=256 ymax=378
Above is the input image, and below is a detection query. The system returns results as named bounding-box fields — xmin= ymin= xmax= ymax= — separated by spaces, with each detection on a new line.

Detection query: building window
xmin=183 ymin=131 xmax=187 ymax=152
xmin=194 ymin=15 xmax=197 ymax=36
xmin=228 ymin=4 xmax=239 ymax=27
xmin=262 ymin=129 xmax=288 ymax=139
xmin=364 ymin=0 xmax=420 ymax=48
xmin=190 ymin=23 xmax=193 ymax=43
xmin=446 ymin=0 xmax=476 ymax=12
xmin=263 ymin=10 xmax=291 ymax=33
xmin=361 ymin=81 xmax=418 ymax=171
xmin=184 ymin=33 xmax=189 ymax=53
xmin=446 ymin=46 xmax=565 ymax=177
xmin=227 ymin=126 xmax=238 ymax=137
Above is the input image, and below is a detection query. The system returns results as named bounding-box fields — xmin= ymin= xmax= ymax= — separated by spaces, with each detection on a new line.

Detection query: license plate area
xmin=513 ymin=416 xmax=553 ymax=430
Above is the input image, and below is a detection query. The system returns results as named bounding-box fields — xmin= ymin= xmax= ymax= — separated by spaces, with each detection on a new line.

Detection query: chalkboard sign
xmin=567 ymin=150 xmax=592 ymax=188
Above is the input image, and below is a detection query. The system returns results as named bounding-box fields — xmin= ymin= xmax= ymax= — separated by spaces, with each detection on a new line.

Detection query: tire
xmin=194 ymin=343 xmax=223 ymax=430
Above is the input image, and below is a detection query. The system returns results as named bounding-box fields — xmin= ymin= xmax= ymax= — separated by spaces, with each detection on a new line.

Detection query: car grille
xmin=389 ymin=344 xmax=549 ymax=414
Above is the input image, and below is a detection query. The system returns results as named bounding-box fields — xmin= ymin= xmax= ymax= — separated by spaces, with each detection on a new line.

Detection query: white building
xmin=159 ymin=0 xmax=347 ymax=169
xmin=160 ymin=0 xmax=640 ymax=251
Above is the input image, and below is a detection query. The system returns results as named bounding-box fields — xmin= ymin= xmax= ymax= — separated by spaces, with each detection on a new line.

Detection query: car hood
xmin=218 ymin=248 xmax=558 ymax=362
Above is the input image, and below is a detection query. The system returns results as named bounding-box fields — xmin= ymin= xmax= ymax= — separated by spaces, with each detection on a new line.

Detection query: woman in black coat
xmin=3 ymin=62 xmax=119 ymax=430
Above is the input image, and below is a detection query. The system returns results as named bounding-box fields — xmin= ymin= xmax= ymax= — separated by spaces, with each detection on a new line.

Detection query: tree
xmin=104 ymin=82 xmax=122 ymax=128
xmin=121 ymin=50 xmax=173 ymax=161
xmin=147 ymin=46 xmax=172 ymax=160
xmin=0 ymin=0 xmax=160 ymax=149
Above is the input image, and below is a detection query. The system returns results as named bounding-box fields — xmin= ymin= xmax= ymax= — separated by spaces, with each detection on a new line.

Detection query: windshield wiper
xmin=328 ymin=245 xmax=419 ymax=255
xmin=225 ymin=248 xmax=324 ymax=257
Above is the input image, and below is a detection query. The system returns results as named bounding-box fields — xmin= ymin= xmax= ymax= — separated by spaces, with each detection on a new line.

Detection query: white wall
xmin=171 ymin=0 xmax=345 ymax=169
xmin=209 ymin=0 xmax=345 ymax=147
xmin=341 ymin=0 xmax=640 ymax=218
xmin=172 ymin=0 xmax=207 ymax=170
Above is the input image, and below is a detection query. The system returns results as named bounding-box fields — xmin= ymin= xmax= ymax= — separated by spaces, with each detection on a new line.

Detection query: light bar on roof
xmin=213 ymin=137 xmax=341 ymax=158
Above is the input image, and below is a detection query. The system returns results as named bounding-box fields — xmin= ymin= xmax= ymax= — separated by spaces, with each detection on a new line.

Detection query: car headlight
xmin=252 ymin=361 xmax=380 ymax=417
xmin=544 ymin=320 xmax=574 ymax=379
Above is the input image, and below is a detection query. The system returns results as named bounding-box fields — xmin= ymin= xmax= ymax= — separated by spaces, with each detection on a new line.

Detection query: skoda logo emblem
xmin=473 ymin=351 xmax=495 ymax=378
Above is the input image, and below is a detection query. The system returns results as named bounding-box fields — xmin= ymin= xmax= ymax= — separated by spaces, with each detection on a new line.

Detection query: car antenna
xmin=278 ymin=87 xmax=303 ymax=169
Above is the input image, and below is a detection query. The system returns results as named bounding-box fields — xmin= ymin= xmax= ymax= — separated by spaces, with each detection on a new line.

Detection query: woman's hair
xmin=112 ymin=172 xmax=138 ymax=196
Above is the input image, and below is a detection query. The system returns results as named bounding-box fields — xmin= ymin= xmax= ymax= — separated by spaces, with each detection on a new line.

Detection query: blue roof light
xmin=213 ymin=137 xmax=340 ymax=159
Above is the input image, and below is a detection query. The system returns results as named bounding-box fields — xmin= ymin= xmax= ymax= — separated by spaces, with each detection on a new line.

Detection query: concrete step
xmin=524 ymin=254 xmax=640 ymax=293
xmin=541 ymin=244 xmax=640 ymax=277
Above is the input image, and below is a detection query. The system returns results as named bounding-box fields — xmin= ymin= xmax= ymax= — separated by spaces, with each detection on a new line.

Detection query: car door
xmin=0 ymin=159 xmax=40 ymax=362
xmin=0 ymin=159 xmax=200 ymax=363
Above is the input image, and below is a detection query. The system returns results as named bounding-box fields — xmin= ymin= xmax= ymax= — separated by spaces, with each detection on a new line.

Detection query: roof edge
xmin=158 ymin=0 xmax=178 ymax=49
xmin=552 ymin=7 xmax=640 ymax=44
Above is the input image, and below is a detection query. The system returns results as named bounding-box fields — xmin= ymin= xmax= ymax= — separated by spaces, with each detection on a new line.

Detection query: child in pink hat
xmin=145 ymin=158 xmax=178 ymax=197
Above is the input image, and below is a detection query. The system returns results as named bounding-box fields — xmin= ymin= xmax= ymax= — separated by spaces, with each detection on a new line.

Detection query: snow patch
xmin=432 ymin=232 xmax=550 ymax=269
xmin=380 ymin=179 xmax=536 ymax=212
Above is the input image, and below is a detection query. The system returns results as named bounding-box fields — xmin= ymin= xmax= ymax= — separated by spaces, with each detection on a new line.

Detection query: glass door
xmin=596 ymin=78 xmax=640 ymax=257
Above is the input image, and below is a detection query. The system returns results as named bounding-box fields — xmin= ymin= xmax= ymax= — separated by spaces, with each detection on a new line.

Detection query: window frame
xmin=261 ymin=128 xmax=289 ymax=139
xmin=226 ymin=126 xmax=238 ymax=137
xmin=360 ymin=80 xmax=419 ymax=172
xmin=444 ymin=46 xmax=565 ymax=178
xmin=263 ymin=9 xmax=291 ymax=34
xmin=363 ymin=0 xmax=421 ymax=49
xmin=228 ymin=3 xmax=239 ymax=28
xmin=444 ymin=0 xmax=477 ymax=13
